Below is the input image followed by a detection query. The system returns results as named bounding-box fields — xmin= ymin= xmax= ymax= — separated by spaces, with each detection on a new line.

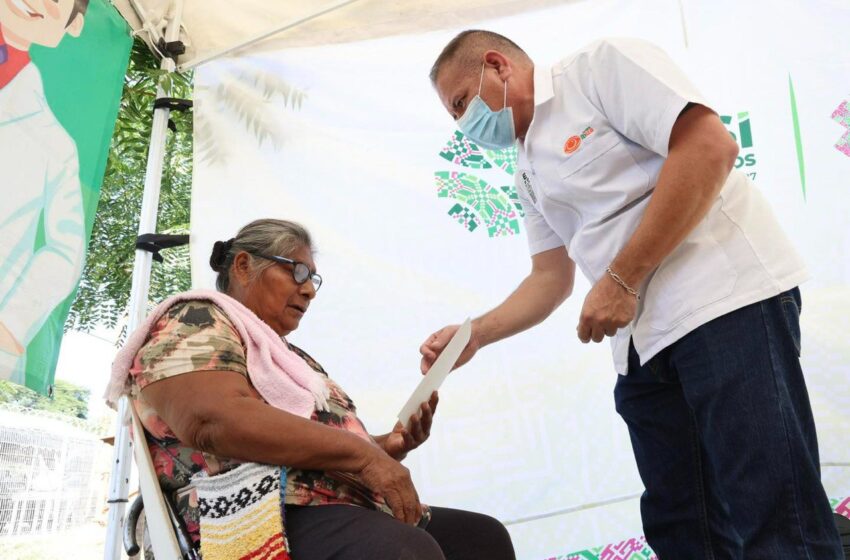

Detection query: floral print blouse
xmin=128 ymin=300 xmax=393 ymax=543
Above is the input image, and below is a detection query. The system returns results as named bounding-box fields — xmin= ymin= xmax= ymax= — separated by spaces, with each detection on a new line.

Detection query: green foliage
xmin=0 ymin=379 xmax=90 ymax=419
xmin=66 ymin=40 xmax=305 ymax=335
xmin=66 ymin=40 xmax=194 ymax=332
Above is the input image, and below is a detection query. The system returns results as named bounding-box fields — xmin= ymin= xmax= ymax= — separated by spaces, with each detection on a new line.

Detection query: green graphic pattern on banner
xmin=0 ymin=0 xmax=132 ymax=393
xmin=554 ymin=536 xmax=656 ymax=560
xmin=547 ymin=497 xmax=850 ymax=559
xmin=720 ymin=111 xmax=757 ymax=180
xmin=439 ymin=130 xmax=493 ymax=169
xmin=435 ymin=171 xmax=522 ymax=237
xmin=484 ymin=147 xmax=518 ymax=174
xmin=435 ymin=131 xmax=522 ymax=238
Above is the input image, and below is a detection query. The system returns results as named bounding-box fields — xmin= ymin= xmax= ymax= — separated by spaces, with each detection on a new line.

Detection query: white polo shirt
xmin=516 ymin=38 xmax=808 ymax=374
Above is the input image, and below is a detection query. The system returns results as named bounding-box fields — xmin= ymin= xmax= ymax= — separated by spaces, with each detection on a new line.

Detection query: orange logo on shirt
xmin=564 ymin=126 xmax=595 ymax=154
xmin=564 ymin=136 xmax=581 ymax=153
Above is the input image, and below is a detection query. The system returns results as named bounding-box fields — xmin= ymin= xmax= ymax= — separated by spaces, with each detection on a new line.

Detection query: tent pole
xmin=177 ymin=0 xmax=362 ymax=72
xmin=103 ymin=1 xmax=185 ymax=558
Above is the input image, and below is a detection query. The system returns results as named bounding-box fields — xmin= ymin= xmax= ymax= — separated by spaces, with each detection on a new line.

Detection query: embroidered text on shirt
xmin=521 ymin=171 xmax=537 ymax=204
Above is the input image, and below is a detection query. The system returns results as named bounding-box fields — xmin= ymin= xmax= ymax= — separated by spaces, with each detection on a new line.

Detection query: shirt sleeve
xmin=515 ymin=172 xmax=564 ymax=256
xmin=583 ymin=38 xmax=710 ymax=157
xmin=129 ymin=301 xmax=248 ymax=390
xmin=0 ymin=137 xmax=85 ymax=345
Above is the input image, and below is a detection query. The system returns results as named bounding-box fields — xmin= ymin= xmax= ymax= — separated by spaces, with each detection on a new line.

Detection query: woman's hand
xmin=358 ymin=446 xmax=422 ymax=525
xmin=376 ymin=392 xmax=439 ymax=461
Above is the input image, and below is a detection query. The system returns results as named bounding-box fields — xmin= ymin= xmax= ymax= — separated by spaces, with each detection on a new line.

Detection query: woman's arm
xmin=141 ymin=369 xmax=423 ymax=525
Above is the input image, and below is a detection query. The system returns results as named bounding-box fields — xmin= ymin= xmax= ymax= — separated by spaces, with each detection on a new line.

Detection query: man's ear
xmin=66 ymin=14 xmax=84 ymax=38
xmin=483 ymin=50 xmax=512 ymax=81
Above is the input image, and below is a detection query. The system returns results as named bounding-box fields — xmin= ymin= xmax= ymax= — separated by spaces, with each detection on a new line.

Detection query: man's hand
xmin=0 ymin=322 xmax=24 ymax=356
xmin=378 ymin=392 xmax=439 ymax=461
xmin=577 ymin=274 xmax=637 ymax=343
xmin=419 ymin=325 xmax=481 ymax=374
xmin=358 ymin=446 xmax=422 ymax=525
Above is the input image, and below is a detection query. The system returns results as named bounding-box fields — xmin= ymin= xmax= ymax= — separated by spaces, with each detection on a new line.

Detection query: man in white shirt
xmin=421 ymin=30 xmax=841 ymax=558
xmin=0 ymin=0 xmax=88 ymax=383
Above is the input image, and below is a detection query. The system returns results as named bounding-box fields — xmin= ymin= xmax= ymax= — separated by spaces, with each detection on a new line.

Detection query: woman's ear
xmin=230 ymin=252 xmax=253 ymax=288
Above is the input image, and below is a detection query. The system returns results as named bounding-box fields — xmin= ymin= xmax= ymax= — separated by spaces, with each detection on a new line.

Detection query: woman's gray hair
xmin=209 ymin=219 xmax=313 ymax=292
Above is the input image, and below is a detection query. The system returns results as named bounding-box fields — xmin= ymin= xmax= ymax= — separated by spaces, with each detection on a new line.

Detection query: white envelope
xmin=397 ymin=318 xmax=471 ymax=427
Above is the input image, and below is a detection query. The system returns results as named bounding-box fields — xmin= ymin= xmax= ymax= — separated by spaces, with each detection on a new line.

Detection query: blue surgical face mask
xmin=456 ymin=64 xmax=516 ymax=150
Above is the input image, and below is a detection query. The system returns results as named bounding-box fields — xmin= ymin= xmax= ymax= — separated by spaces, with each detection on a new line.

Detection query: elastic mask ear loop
xmin=478 ymin=63 xmax=485 ymax=97
xmin=503 ymin=79 xmax=508 ymax=110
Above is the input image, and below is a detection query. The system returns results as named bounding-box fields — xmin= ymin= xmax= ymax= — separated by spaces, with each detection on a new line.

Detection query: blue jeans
xmin=614 ymin=288 xmax=842 ymax=559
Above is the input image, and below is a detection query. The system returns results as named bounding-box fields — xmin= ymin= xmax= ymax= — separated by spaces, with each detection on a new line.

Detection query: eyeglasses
xmin=252 ymin=253 xmax=323 ymax=292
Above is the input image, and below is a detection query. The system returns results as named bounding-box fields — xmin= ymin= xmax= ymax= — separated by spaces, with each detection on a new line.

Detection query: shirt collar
xmin=0 ymin=27 xmax=32 ymax=89
xmin=521 ymin=65 xmax=554 ymax=145
xmin=532 ymin=64 xmax=554 ymax=106
xmin=0 ymin=61 xmax=46 ymax=122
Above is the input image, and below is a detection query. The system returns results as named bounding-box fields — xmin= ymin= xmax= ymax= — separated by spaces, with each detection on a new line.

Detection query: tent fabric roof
xmin=112 ymin=0 xmax=577 ymax=70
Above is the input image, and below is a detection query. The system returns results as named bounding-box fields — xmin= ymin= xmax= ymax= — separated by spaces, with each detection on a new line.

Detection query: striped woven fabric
xmin=193 ymin=462 xmax=290 ymax=560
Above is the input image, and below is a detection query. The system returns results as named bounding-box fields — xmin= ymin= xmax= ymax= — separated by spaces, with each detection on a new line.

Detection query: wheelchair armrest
xmin=124 ymin=495 xmax=145 ymax=556
xmin=122 ymin=491 xmax=200 ymax=560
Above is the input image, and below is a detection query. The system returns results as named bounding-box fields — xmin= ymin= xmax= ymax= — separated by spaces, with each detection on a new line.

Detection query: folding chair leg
xmin=129 ymin=404 xmax=183 ymax=559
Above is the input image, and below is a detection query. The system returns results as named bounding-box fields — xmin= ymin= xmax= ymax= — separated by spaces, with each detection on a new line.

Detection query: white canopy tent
xmin=104 ymin=1 xmax=850 ymax=559
xmin=113 ymin=0 xmax=588 ymax=70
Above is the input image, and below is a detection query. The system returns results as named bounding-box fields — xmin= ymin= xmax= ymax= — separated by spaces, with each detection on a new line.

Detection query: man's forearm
xmin=611 ymin=108 xmax=738 ymax=287
xmin=475 ymin=262 xmax=573 ymax=347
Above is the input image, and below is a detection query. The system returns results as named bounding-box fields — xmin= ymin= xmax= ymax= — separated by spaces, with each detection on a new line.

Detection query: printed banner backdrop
xmin=192 ymin=0 xmax=850 ymax=557
xmin=0 ymin=0 xmax=131 ymax=393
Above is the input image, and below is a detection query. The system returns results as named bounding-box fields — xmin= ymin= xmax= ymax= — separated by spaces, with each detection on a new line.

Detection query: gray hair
xmin=429 ymin=29 xmax=530 ymax=85
xmin=209 ymin=219 xmax=313 ymax=293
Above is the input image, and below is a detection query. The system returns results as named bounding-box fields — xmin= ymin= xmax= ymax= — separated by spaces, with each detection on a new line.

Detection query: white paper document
xmin=397 ymin=318 xmax=471 ymax=427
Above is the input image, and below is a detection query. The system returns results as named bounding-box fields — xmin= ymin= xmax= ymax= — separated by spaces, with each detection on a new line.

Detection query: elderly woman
xmin=121 ymin=219 xmax=515 ymax=560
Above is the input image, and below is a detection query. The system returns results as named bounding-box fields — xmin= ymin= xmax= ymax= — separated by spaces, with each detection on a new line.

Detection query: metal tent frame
xmin=103 ymin=0 xmax=185 ymax=557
